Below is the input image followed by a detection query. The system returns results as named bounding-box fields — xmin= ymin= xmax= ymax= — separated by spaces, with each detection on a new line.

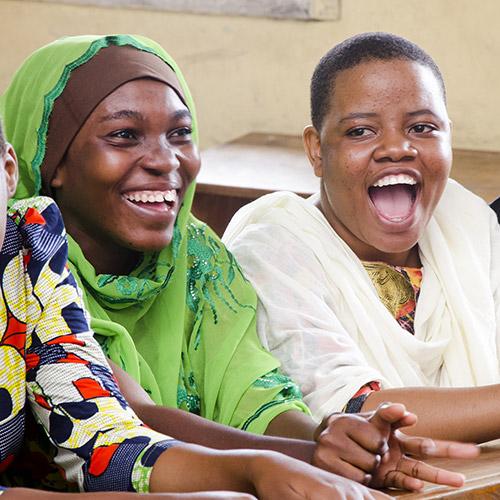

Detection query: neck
xmin=69 ymin=226 xmax=141 ymax=276
xmin=361 ymin=245 xmax=421 ymax=267
xmin=315 ymin=193 xmax=422 ymax=268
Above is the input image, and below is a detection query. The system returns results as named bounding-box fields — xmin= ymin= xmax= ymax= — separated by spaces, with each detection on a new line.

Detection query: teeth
xmin=163 ymin=191 xmax=176 ymax=202
xmin=372 ymin=174 xmax=417 ymax=188
xmin=124 ymin=189 xmax=178 ymax=203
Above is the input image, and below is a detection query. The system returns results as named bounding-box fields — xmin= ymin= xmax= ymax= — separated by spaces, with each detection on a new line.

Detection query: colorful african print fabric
xmin=0 ymin=197 xmax=176 ymax=492
xmin=363 ymin=262 xmax=422 ymax=335
xmin=343 ymin=264 xmax=423 ymax=412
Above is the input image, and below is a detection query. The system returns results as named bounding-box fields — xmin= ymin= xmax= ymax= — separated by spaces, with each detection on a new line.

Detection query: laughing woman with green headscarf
xmin=0 ymin=34 xmax=308 ymax=434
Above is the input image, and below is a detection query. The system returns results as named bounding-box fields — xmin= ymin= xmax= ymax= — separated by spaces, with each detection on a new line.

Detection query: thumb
xmin=370 ymin=402 xmax=415 ymax=428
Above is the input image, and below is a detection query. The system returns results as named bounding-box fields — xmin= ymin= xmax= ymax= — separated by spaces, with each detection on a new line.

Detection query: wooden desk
xmin=389 ymin=440 xmax=500 ymax=499
xmin=193 ymin=133 xmax=318 ymax=235
xmin=193 ymin=133 xmax=500 ymax=236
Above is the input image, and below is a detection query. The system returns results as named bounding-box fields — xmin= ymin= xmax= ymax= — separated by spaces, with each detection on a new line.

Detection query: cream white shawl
xmin=224 ymin=180 xmax=500 ymax=419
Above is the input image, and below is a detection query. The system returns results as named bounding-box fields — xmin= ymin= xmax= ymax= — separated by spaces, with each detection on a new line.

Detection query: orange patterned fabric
xmin=364 ymin=262 xmax=422 ymax=335
xmin=0 ymin=197 xmax=176 ymax=492
xmin=346 ymin=263 xmax=423 ymax=412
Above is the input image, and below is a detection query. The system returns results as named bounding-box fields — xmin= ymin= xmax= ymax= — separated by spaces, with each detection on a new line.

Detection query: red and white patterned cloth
xmin=0 ymin=197 xmax=176 ymax=492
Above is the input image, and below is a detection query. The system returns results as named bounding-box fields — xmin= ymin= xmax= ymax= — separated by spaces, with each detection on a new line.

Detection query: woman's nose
xmin=141 ymin=140 xmax=180 ymax=173
xmin=373 ymin=131 xmax=417 ymax=162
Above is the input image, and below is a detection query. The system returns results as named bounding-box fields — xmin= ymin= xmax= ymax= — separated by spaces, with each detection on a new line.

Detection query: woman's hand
xmin=312 ymin=403 xmax=478 ymax=491
xmin=249 ymin=451 xmax=389 ymax=500
xmin=151 ymin=443 xmax=388 ymax=499
xmin=366 ymin=405 xmax=479 ymax=491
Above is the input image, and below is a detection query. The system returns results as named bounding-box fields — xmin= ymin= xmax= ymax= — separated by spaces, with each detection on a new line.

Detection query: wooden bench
xmin=193 ymin=133 xmax=500 ymax=236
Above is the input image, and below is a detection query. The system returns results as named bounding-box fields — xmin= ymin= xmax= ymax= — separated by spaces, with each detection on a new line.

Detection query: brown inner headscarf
xmin=42 ymin=44 xmax=186 ymax=194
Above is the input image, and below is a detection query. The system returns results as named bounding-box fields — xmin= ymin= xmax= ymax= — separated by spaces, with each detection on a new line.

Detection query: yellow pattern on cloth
xmin=363 ymin=262 xmax=422 ymax=334
xmin=0 ymin=197 xmax=176 ymax=492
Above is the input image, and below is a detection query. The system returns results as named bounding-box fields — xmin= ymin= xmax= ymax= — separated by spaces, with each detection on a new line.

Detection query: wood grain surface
xmin=389 ymin=440 xmax=500 ymax=499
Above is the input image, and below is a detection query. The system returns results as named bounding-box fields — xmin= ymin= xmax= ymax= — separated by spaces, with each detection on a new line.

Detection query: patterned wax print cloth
xmin=344 ymin=263 xmax=422 ymax=412
xmin=0 ymin=197 xmax=176 ymax=492
xmin=364 ymin=262 xmax=423 ymax=336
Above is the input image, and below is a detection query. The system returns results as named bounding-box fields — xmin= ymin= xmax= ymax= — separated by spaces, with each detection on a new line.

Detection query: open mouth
xmin=123 ymin=189 xmax=178 ymax=211
xmin=368 ymin=174 xmax=418 ymax=222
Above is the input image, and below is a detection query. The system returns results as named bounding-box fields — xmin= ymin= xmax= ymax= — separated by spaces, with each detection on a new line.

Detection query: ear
xmin=50 ymin=160 xmax=66 ymax=189
xmin=3 ymin=144 xmax=18 ymax=199
xmin=303 ymin=125 xmax=323 ymax=178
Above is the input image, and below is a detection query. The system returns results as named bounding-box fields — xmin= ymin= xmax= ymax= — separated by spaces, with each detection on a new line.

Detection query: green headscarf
xmin=1 ymin=35 xmax=308 ymax=433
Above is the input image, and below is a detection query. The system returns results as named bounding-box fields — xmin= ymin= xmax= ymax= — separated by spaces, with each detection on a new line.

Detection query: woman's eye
xmin=169 ymin=127 xmax=193 ymax=141
xmin=110 ymin=129 xmax=137 ymax=140
xmin=171 ymin=127 xmax=192 ymax=138
xmin=410 ymin=123 xmax=436 ymax=134
xmin=346 ymin=127 xmax=373 ymax=137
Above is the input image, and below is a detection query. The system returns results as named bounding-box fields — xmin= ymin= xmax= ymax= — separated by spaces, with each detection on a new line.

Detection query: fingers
xmin=397 ymin=432 xmax=480 ymax=459
xmin=370 ymin=402 xmax=417 ymax=429
xmin=314 ymin=449 xmax=373 ymax=484
xmin=321 ymin=414 xmax=388 ymax=454
xmin=317 ymin=414 xmax=388 ymax=463
xmin=388 ymin=455 xmax=466 ymax=489
xmin=346 ymin=423 xmax=388 ymax=456
xmin=382 ymin=469 xmax=425 ymax=492
xmin=390 ymin=411 xmax=418 ymax=430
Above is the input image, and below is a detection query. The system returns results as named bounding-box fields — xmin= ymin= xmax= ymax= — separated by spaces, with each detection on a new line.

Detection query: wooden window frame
xmin=35 ymin=0 xmax=340 ymax=20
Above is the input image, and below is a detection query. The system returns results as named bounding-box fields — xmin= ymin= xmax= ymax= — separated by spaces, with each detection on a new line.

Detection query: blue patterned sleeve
xmin=11 ymin=198 xmax=179 ymax=492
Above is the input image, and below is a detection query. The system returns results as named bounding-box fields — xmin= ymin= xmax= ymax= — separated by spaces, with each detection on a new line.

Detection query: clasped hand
xmin=312 ymin=402 xmax=479 ymax=491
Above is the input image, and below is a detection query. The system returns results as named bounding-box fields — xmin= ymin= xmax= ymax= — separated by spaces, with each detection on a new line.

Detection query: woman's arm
xmin=22 ymin=206 xmax=378 ymax=500
xmin=112 ymin=361 xmax=476 ymax=491
xmin=149 ymin=444 xmax=387 ymax=499
xmin=361 ymin=385 xmax=500 ymax=442
xmin=110 ymin=360 xmax=316 ymax=462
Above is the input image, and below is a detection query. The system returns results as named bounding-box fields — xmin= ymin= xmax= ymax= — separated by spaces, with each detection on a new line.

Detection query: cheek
xmin=66 ymin=147 xmax=114 ymax=189
xmin=183 ymin=150 xmax=201 ymax=182
xmin=423 ymin=143 xmax=452 ymax=177
xmin=325 ymin=151 xmax=364 ymax=193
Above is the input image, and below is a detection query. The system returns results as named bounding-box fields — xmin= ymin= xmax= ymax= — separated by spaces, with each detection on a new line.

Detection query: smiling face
xmin=303 ymin=59 xmax=452 ymax=266
xmin=51 ymin=78 xmax=200 ymax=274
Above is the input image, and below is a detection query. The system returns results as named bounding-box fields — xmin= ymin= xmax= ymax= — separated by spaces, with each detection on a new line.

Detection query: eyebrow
xmin=406 ymin=109 xmax=440 ymax=119
xmin=98 ymin=108 xmax=192 ymax=123
xmin=172 ymin=109 xmax=192 ymax=121
xmin=338 ymin=109 xmax=442 ymax=123
xmin=98 ymin=110 xmax=144 ymax=123
xmin=338 ymin=112 xmax=378 ymax=123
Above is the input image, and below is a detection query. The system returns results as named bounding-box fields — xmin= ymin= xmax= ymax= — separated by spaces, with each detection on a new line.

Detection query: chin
xmin=136 ymin=239 xmax=173 ymax=253
xmin=125 ymin=231 xmax=174 ymax=253
xmin=378 ymin=239 xmax=417 ymax=252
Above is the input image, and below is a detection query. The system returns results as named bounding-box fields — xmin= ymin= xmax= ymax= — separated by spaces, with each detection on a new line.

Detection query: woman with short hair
xmin=224 ymin=32 xmax=500 ymax=443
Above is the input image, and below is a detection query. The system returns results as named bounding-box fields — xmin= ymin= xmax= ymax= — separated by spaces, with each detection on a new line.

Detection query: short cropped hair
xmin=0 ymin=121 xmax=6 ymax=156
xmin=310 ymin=32 xmax=446 ymax=131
